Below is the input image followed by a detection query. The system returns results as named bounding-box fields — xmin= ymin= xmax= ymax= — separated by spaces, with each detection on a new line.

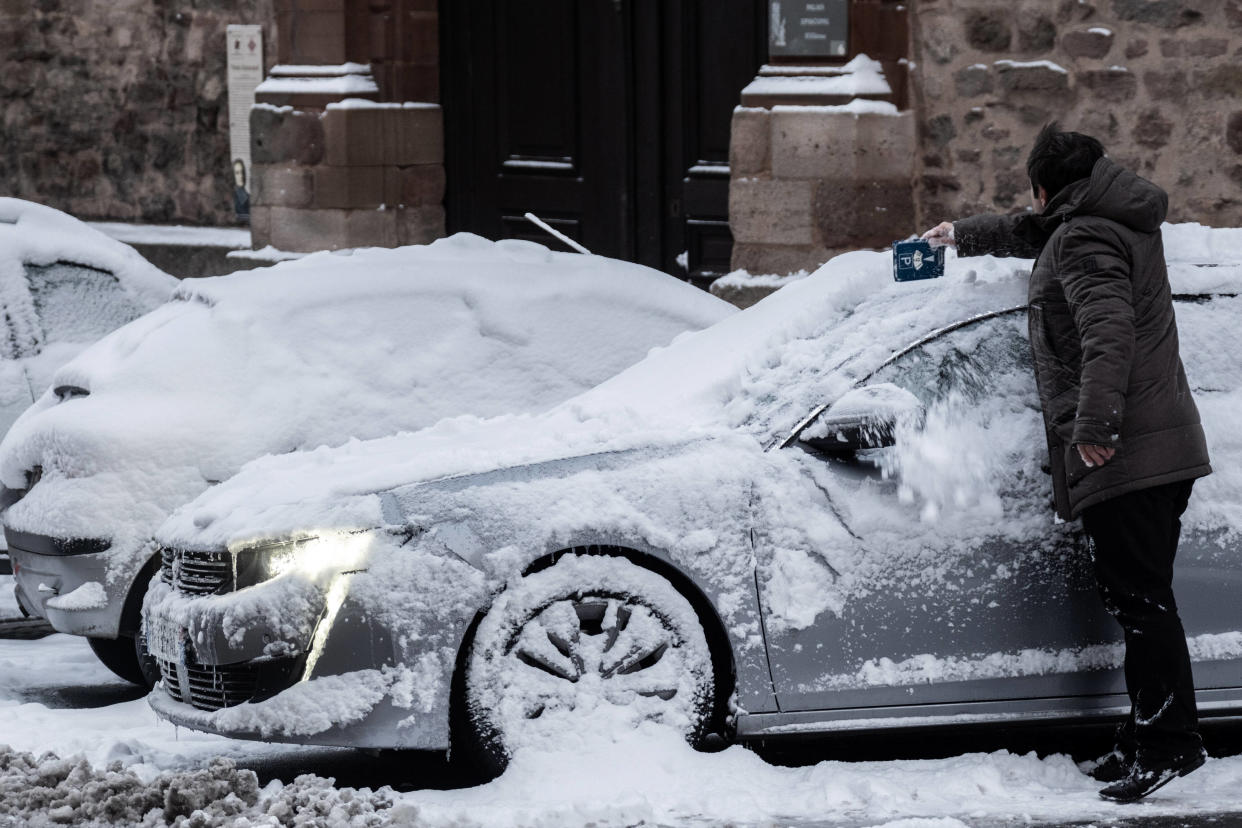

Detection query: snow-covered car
xmin=2 ymin=234 xmax=734 ymax=687
xmin=143 ymin=226 xmax=1242 ymax=771
xmin=0 ymin=199 xmax=176 ymax=568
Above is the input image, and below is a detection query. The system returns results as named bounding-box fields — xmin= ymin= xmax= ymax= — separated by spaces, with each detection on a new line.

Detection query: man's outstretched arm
xmin=922 ymin=213 xmax=1043 ymax=259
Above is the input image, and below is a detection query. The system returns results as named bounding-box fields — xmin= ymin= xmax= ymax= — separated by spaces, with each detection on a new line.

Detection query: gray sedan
xmin=143 ymin=252 xmax=1242 ymax=774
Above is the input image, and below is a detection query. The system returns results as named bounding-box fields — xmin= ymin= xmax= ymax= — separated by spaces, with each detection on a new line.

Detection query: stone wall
xmin=0 ymin=0 xmax=275 ymax=226
xmin=911 ymin=0 xmax=1242 ymax=228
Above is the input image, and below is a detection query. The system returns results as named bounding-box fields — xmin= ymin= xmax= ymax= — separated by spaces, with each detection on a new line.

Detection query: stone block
xmin=345 ymin=207 xmax=399 ymax=248
xmin=955 ymin=65 xmax=993 ymax=97
xmin=250 ymin=107 xmax=324 ymax=166
xmin=966 ymin=10 xmax=1012 ymax=51
xmin=1062 ymin=28 xmax=1114 ymax=58
xmin=957 ymin=148 xmax=982 ymax=164
xmin=814 ymin=178 xmax=916 ymax=248
xmin=1018 ymin=13 xmax=1057 ymax=51
xmin=730 ymin=107 xmax=771 ymax=175
xmin=396 ymin=204 xmax=446 ymax=245
xmin=269 ymin=206 xmax=347 ymax=251
xmin=1133 ymin=109 xmax=1174 ymax=148
xmin=771 ymin=109 xmax=914 ymax=181
xmin=250 ymin=205 xmax=272 ymax=247
xmin=323 ymin=104 xmax=443 ymax=167
xmin=1228 ymin=0 xmax=1242 ymax=27
xmin=729 ymin=178 xmax=815 ymax=246
xmin=1227 ymin=112 xmax=1242 ymax=155
xmin=1079 ymin=68 xmax=1137 ymax=102
xmin=729 ymin=243 xmax=831 ymax=278
xmin=1111 ymin=0 xmax=1204 ymax=29
xmin=993 ymin=169 xmax=1032 ymax=208
xmin=255 ymin=164 xmax=313 ymax=208
xmin=313 ymin=165 xmax=385 ymax=208
xmin=1143 ymin=69 xmax=1188 ymax=101
xmin=925 ymin=114 xmax=956 ymax=148
xmin=394 ymin=164 xmax=446 ymax=206
xmin=1161 ymin=37 xmax=1228 ymax=57
xmin=1125 ymin=38 xmax=1149 ymax=57
xmin=1193 ymin=64 xmax=1242 ymax=98
xmin=996 ymin=61 xmax=1070 ymax=94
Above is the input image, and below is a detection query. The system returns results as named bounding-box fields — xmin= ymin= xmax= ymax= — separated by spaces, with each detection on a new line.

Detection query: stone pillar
xmin=728 ymin=102 xmax=916 ymax=276
xmin=249 ymin=0 xmax=445 ymax=252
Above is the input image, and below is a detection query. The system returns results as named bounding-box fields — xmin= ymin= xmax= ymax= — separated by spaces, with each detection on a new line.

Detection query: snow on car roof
xmin=0 ymin=234 xmax=733 ymax=555
xmin=0 ymin=198 xmax=176 ymax=305
xmin=156 ymin=222 xmax=1242 ymax=551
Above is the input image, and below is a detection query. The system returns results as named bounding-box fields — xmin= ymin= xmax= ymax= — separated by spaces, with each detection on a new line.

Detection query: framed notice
xmin=769 ymin=0 xmax=849 ymax=58
xmin=227 ymin=24 xmax=263 ymax=223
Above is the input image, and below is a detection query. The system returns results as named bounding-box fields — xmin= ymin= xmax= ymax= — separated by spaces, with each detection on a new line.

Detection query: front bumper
xmin=4 ymin=528 xmax=121 ymax=637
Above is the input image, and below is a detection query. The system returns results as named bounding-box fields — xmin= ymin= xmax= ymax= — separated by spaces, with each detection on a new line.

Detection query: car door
xmin=757 ymin=303 xmax=1242 ymax=718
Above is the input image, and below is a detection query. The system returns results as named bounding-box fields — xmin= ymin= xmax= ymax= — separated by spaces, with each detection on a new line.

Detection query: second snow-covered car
xmin=143 ymin=229 xmax=1242 ymax=769
xmin=2 ymin=234 xmax=734 ymax=685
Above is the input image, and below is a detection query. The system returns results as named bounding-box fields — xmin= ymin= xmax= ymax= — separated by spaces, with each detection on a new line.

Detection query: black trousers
xmin=1081 ymin=479 xmax=1202 ymax=761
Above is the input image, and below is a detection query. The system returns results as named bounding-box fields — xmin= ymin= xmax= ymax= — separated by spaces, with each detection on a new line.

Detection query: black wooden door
xmin=442 ymin=0 xmax=765 ymax=287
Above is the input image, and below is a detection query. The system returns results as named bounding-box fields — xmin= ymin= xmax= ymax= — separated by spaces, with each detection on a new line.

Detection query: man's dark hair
xmin=1026 ymin=122 xmax=1105 ymax=200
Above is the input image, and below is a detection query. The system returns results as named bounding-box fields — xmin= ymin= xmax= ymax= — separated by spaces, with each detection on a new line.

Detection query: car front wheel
xmin=459 ymin=553 xmax=716 ymax=775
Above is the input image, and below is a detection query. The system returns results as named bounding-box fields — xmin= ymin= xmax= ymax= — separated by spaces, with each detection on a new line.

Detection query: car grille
xmin=160 ymin=547 xmax=233 ymax=595
xmin=158 ymin=653 xmax=302 ymax=711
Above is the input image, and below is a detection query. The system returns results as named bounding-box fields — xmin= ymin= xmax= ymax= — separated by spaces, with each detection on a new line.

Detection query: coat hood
xmin=1046 ymin=157 xmax=1168 ymax=233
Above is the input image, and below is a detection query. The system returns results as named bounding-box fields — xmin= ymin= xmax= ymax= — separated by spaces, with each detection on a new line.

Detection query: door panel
xmin=761 ymin=304 xmax=1242 ymax=714
xmin=444 ymin=0 xmax=765 ymax=281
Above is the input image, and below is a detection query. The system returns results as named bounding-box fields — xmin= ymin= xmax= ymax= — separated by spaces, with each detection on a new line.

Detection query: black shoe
xmin=1098 ymin=749 xmax=1206 ymax=802
xmin=1082 ymin=748 xmax=1133 ymax=783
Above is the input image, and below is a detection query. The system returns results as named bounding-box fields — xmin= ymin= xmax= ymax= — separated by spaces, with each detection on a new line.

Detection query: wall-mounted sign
xmin=769 ymin=1 xmax=848 ymax=58
xmin=227 ymin=24 xmax=263 ymax=223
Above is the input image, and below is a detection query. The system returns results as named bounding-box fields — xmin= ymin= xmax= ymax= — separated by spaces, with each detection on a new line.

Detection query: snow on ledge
xmin=993 ymin=59 xmax=1069 ymax=74
xmin=324 ymin=98 xmax=441 ymax=111
xmin=771 ymin=99 xmax=901 ymax=116
xmin=744 ymin=53 xmax=891 ymax=98
xmin=269 ymin=62 xmax=372 ymax=77
xmin=87 ymin=222 xmax=251 ymax=249
xmin=255 ymin=75 xmax=379 ymax=95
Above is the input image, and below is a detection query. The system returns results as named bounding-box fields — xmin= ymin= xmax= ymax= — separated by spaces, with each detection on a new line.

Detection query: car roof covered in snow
xmin=0 ymin=198 xmax=177 ymax=306
xmin=0 ymin=234 xmax=733 ymax=549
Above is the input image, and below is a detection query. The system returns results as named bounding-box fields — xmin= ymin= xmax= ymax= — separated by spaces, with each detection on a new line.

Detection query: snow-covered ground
xmin=3 ymin=577 xmax=1241 ymax=828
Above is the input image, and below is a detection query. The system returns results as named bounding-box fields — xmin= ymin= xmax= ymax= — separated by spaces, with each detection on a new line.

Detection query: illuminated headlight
xmin=232 ymin=531 xmax=374 ymax=589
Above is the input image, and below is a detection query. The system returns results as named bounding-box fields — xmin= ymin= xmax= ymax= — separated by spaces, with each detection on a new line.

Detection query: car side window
xmin=866 ymin=312 xmax=1032 ymax=407
xmin=26 ymin=263 xmax=146 ymax=348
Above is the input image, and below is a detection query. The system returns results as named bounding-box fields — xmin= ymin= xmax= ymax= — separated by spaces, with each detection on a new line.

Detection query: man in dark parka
xmin=921 ymin=123 xmax=1211 ymax=802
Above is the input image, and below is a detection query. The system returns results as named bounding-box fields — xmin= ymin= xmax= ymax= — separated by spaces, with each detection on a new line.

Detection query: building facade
xmin=4 ymin=1 xmax=1241 ymax=286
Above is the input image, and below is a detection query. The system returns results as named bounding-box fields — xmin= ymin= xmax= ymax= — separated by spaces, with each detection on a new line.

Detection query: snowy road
xmin=2 ymin=576 xmax=1242 ymax=827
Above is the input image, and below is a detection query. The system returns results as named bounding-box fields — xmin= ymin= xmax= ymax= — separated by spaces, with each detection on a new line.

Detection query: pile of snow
xmin=1 ymin=233 xmax=732 ymax=581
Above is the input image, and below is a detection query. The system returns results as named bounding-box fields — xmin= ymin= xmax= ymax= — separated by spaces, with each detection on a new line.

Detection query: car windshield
xmin=26 ymin=262 xmax=146 ymax=346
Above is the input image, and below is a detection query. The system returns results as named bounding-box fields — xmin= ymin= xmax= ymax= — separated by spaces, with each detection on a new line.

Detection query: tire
xmin=88 ymin=632 xmax=158 ymax=688
xmin=459 ymin=553 xmax=715 ymax=776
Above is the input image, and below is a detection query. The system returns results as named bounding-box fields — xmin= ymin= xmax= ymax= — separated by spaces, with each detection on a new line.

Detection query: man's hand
xmin=921 ymin=221 xmax=956 ymax=248
xmin=1077 ymin=444 xmax=1116 ymax=468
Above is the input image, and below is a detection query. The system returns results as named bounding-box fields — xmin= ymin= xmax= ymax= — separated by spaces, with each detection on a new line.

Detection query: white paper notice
xmin=227 ymin=24 xmax=263 ymax=222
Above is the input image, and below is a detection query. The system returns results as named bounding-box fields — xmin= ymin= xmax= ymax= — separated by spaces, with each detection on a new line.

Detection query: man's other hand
xmin=1077 ymin=444 xmax=1116 ymax=467
xmin=921 ymin=221 xmax=956 ymax=248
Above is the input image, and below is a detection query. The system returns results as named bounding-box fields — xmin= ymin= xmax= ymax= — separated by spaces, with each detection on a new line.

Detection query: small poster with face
xmin=227 ymin=24 xmax=263 ymax=224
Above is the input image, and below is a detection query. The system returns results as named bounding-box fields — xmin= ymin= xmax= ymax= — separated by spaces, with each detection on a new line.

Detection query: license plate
xmin=145 ymin=618 xmax=184 ymax=662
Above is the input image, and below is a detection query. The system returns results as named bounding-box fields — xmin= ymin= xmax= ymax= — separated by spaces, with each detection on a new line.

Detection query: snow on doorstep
xmin=254 ymin=75 xmax=379 ymax=95
xmin=225 ymin=245 xmax=305 ymax=263
xmin=86 ymin=221 xmax=251 ymax=249
xmin=743 ymin=53 xmax=891 ymax=98
xmin=770 ymin=99 xmax=901 ymax=116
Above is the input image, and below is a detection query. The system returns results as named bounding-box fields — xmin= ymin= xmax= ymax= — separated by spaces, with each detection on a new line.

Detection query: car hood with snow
xmin=2 ymin=233 xmax=733 ymax=642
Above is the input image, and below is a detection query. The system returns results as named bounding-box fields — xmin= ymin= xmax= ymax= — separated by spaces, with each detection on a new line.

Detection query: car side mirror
xmin=797 ymin=383 xmax=924 ymax=454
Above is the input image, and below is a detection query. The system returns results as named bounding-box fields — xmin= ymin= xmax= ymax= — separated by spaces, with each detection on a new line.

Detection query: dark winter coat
xmin=953 ymin=157 xmax=1211 ymax=519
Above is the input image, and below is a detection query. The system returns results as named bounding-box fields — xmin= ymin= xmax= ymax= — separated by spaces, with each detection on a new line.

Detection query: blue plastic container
xmin=892 ymin=239 xmax=945 ymax=282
